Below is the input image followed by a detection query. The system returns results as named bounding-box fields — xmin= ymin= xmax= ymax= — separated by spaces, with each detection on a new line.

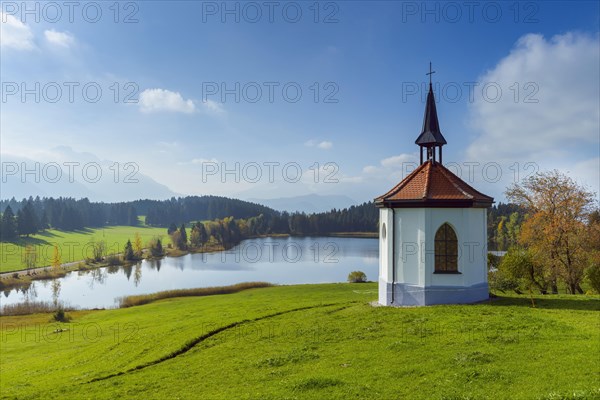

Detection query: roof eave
xmin=375 ymin=198 xmax=494 ymax=209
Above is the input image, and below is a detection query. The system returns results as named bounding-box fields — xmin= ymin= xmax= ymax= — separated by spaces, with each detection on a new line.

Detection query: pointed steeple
xmin=415 ymin=63 xmax=447 ymax=164
xmin=415 ymin=84 xmax=447 ymax=147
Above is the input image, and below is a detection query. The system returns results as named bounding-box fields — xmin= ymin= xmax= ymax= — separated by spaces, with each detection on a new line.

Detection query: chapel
xmin=375 ymin=67 xmax=494 ymax=306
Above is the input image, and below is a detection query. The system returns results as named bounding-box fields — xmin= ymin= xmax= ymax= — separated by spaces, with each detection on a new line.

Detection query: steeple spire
xmin=415 ymin=62 xmax=447 ymax=164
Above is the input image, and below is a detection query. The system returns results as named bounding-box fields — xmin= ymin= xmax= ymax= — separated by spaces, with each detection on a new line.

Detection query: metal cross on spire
xmin=426 ymin=62 xmax=435 ymax=85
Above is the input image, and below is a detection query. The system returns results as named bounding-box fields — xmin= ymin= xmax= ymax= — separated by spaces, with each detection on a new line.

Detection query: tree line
xmin=0 ymin=197 xmax=138 ymax=240
xmin=0 ymin=195 xmax=377 ymax=241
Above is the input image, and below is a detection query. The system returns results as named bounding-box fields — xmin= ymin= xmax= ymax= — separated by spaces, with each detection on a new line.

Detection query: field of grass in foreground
xmin=1 ymin=283 xmax=598 ymax=399
xmin=0 ymin=225 xmax=166 ymax=273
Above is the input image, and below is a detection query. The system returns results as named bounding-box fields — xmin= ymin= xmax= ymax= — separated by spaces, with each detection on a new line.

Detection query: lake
xmin=0 ymin=237 xmax=378 ymax=310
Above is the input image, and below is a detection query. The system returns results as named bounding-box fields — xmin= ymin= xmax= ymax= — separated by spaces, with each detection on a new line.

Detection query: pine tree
xmin=18 ymin=201 xmax=39 ymax=236
xmin=123 ymin=239 xmax=135 ymax=261
xmin=199 ymin=223 xmax=208 ymax=244
xmin=128 ymin=207 xmax=139 ymax=226
xmin=178 ymin=224 xmax=188 ymax=249
xmin=40 ymin=210 xmax=49 ymax=230
xmin=150 ymin=238 xmax=164 ymax=257
xmin=0 ymin=205 xmax=17 ymax=241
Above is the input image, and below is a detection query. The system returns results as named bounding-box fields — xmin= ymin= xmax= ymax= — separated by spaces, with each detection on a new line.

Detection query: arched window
xmin=435 ymin=223 xmax=458 ymax=273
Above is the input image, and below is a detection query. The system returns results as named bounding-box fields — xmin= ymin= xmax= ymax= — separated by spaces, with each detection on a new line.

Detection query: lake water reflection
xmin=1 ymin=237 xmax=378 ymax=310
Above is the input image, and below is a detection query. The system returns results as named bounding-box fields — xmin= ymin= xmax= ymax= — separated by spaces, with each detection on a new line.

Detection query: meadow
xmin=1 ymin=283 xmax=598 ymax=399
xmin=0 ymin=225 xmax=166 ymax=274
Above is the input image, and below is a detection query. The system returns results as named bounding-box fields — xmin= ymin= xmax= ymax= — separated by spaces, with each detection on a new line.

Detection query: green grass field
xmin=1 ymin=283 xmax=598 ymax=399
xmin=0 ymin=225 xmax=166 ymax=273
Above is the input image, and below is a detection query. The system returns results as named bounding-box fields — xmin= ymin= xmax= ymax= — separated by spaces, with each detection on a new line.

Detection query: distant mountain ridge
xmin=247 ymin=194 xmax=357 ymax=214
xmin=1 ymin=149 xmax=177 ymax=202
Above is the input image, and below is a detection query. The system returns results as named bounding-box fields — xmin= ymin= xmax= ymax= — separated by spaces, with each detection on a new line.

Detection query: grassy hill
xmin=1 ymin=283 xmax=598 ymax=399
xmin=0 ymin=224 xmax=166 ymax=273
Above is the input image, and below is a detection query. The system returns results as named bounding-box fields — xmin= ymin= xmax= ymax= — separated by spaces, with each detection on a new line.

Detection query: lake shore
xmin=0 ymin=232 xmax=378 ymax=291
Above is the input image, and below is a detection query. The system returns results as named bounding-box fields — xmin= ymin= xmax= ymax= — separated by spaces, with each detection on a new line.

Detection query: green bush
xmin=499 ymin=247 xmax=548 ymax=294
xmin=585 ymin=264 xmax=600 ymax=293
xmin=105 ymin=254 xmax=121 ymax=266
xmin=347 ymin=271 xmax=367 ymax=283
xmin=149 ymin=237 xmax=164 ymax=257
xmin=488 ymin=268 xmax=520 ymax=294
xmin=53 ymin=308 xmax=71 ymax=322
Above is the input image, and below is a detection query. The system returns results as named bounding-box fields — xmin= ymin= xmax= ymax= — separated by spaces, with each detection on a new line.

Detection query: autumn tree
xmin=91 ymin=240 xmax=106 ymax=262
xmin=23 ymin=245 xmax=37 ymax=273
xmin=506 ymin=170 xmax=597 ymax=294
xmin=133 ymin=232 xmax=143 ymax=258
xmin=170 ymin=230 xmax=186 ymax=250
xmin=190 ymin=226 xmax=201 ymax=248
xmin=51 ymin=244 xmax=62 ymax=270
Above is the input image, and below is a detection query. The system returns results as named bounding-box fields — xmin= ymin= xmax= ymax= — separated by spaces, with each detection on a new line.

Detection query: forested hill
xmin=0 ymin=195 xmax=277 ymax=233
xmin=0 ymin=195 xmax=378 ymax=239
xmin=136 ymin=196 xmax=277 ymax=226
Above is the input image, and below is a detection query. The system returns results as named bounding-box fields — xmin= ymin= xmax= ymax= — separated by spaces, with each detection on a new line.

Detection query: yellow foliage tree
xmin=133 ymin=232 xmax=143 ymax=258
xmin=22 ymin=245 xmax=37 ymax=273
xmin=51 ymin=244 xmax=62 ymax=270
xmin=506 ymin=170 xmax=596 ymax=294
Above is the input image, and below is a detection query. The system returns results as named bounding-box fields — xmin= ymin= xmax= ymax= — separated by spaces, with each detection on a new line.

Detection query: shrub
xmin=500 ymin=247 xmax=548 ymax=294
xmin=149 ymin=237 xmax=164 ymax=257
xmin=347 ymin=271 xmax=367 ymax=283
xmin=488 ymin=268 xmax=520 ymax=294
xmin=0 ymin=301 xmax=75 ymax=316
xmin=53 ymin=308 xmax=71 ymax=322
xmin=105 ymin=254 xmax=121 ymax=266
xmin=118 ymin=282 xmax=273 ymax=308
xmin=585 ymin=264 xmax=600 ymax=293
xmin=488 ymin=253 xmax=501 ymax=270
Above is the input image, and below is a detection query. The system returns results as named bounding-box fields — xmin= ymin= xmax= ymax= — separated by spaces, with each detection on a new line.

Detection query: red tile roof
xmin=375 ymin=161 xmax=493 ymax=208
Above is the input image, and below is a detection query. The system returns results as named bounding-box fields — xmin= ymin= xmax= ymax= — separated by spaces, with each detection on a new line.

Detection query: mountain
xmin=247 ymin=194 xmax=358 ymax=214
xmin=1 ymin=147 xmax=177 ymax=202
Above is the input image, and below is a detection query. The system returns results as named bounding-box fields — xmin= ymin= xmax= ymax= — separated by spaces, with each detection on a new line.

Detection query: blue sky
xmin=1 ymin=1 xmax=599 ymax=204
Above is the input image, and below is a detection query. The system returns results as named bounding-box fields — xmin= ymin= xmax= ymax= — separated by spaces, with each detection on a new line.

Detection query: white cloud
xmin=304 ymin=139 xmax=333 ymax=150
xmin=201 ymin=99 xmax=225 ymax=115
xmin=340 ymin=176 xmax=363 ymax=183
xmin=176 ymin=157 xmax=219 ymax=166
xmin=0 ymin=12 xmax=34 ymax=50
xmin=157 ymin=141 xmax=179 ymax=148
xmin=139 ymin=89 xmax=196 ymax=114
xmin=44 ymin=29 xmax=75 ymax=48
xmin=380 ymin=153 xmax=417 ymax=168
xmin=191 ymin=158 xmax=218 ymax=164
xmin=362 ymin=165 xmax=380 ymax=174
xmin=467 ymin=32 xmax=599 ymax=161
xmin=466 ymin=32 xmax=600 ymax=199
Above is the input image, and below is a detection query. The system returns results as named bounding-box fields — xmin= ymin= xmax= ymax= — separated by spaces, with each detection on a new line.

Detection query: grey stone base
xmin=379 ymin=279 xmax=489 ymax=306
